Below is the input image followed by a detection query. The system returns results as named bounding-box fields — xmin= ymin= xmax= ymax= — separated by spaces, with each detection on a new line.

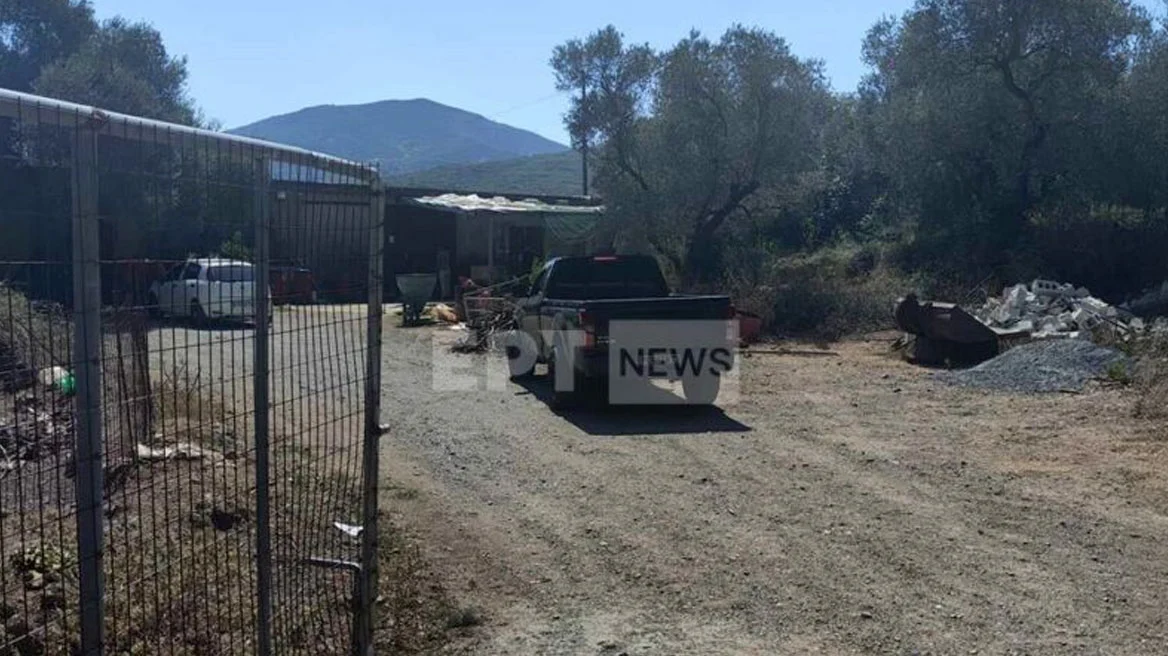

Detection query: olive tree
xmin=552 ymin=25 xmax=830 ymax=286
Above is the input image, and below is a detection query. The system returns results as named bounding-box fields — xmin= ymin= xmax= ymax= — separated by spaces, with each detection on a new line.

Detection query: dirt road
xmin=380 ymin=324 xmax=1168 ymax=655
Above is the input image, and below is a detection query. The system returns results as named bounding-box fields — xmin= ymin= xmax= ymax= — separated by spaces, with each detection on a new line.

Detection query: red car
xmin=270 ymin=266 xmax=317 ymax=305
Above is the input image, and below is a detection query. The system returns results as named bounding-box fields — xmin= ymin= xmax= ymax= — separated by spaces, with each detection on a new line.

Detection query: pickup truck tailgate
xmin=579 ymin=295 xmax=731 ymax=336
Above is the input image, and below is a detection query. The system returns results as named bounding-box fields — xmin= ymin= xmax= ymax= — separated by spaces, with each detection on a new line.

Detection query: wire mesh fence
xmin=0 ymin=89 xmax=383 ymax=655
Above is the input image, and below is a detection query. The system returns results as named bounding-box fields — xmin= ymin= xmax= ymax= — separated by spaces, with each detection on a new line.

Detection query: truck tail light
xmin=580 ymin=310 xmax=596 ymax=348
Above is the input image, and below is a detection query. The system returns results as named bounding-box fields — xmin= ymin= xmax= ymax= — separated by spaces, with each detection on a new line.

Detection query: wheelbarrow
xmin=396 ymin=273 xmax=436 ymax=327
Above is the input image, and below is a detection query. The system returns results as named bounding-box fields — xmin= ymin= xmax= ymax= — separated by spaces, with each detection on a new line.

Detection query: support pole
xmin=486 ymin=212 xmax=494 ymax=281
xmin=253 ymin=156 xmax=274 ymax=656
xmin=72 ymin=122 xmax=105 ymax=656
xmin=354 ymin=181 xmax=385 ymax=655
xmin=581 ymin=77 xmax=589 ymax=196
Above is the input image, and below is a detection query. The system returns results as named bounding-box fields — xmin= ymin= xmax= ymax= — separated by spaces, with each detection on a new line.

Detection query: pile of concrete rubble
xmin=0 ymin=390 xmax=73 ymax=467
xmin=973 ymin=279 xmax=1147 ymax=340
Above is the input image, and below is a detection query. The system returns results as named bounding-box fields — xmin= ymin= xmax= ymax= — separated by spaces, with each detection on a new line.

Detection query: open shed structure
xmin=384 ymin=187 xmax=604 ymax=300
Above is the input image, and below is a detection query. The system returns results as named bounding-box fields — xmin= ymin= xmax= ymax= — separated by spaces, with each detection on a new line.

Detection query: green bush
xmin=217 ymin=231 xmax=252 ymax=262
xmin=724 ymin=243 xmax=915 ymax=341
xmin=1030 ymin=204 xmax=1168 ymax=299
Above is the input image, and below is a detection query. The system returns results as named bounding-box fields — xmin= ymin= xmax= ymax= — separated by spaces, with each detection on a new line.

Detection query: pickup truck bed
xmin=512 ymin=255 xmax=734 ymax=406
xmin=543 ymin=295 xmax=732 ymax=329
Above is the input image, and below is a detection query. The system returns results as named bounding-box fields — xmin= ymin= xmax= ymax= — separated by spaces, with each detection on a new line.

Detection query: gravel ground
xmin=938 ymin=339 xmax=1127 ymax=393
xmin=377 ymin=325 xmax=1168 ymax=655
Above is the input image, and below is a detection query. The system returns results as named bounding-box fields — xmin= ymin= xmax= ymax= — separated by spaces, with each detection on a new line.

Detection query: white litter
xmin=37 ymin=366 xmax=69 ymax=388
xmin=135 ymin=443 xmax=221 ymax=461
xmin=333 ymin=522 xmax=363 ymax=538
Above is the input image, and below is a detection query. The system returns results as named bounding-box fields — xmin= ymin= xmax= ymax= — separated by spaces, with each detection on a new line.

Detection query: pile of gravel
xmin=938 ymin=339 xmax=1128 ymax=393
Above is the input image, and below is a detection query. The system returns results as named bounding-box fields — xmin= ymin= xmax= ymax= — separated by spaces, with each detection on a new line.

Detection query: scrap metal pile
xmin=450 ymin=276 xmax=526 ymax=354
xmin=450 ymin=305 xmax=515 ymax=353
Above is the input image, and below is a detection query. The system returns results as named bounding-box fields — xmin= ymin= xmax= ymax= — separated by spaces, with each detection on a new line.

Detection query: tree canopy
xmin=1 ymin=0 xmax=201 ymax=125
xmin=0 ymin=0 xmax=94 ymax=91
xmin=553 ymin=25 xmax=831 ymax=285
xmin=555 ymin=1 xmax=1168 ymax=303
xmin=860 ymin=0 xmax=1152 ymax=269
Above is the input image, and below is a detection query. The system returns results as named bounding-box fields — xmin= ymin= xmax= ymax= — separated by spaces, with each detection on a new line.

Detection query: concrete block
xmin=1038 ymin=316 xmax=1066 ymax=333
xmin=1032 ymin=279 xmax=1074 ymax=298
xmin=1080 ymin=297 xmax=1110 ymax=313
xmin=992 ymin=285 xmax=1028 ymax=325
xmin=1072 ymin=307 xmax=1102 ymax=331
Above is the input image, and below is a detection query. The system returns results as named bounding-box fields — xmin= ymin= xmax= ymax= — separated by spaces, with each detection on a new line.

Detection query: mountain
xmin=229 ymin=99 xmax=568 ymax=176
xmin=385 ymin=150 xmax=585 ymax=197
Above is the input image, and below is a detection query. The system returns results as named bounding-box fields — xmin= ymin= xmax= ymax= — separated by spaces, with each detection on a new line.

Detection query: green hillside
xmin=385 ymin=150 xmax=585 ymax=196
xmin=229 ymin=99 xmax=568 ymax=176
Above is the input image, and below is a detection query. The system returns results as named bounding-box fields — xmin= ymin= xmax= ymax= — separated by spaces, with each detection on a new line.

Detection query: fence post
xmin=72 ymin=122 xmax=105 ymax=656
xmin=355 ymin=180 xmax=385 ymax=655
xmin=253 ymin=156 xmax=274 ymax=656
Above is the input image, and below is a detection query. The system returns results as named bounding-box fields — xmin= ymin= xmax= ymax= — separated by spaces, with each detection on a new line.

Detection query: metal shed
xmin=384 ymin=187 xmax=603 ymax=298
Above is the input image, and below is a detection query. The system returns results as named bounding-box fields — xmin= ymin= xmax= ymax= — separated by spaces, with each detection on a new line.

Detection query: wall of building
xmin=270 ymin=182 xmax=372 ymax=301
xmin=383 ymin=204 xmax=457 ymax=300
xmin=455 ymin=212 xmax=543 ymax=266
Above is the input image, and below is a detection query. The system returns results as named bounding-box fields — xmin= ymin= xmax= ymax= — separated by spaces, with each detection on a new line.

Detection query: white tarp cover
xmin=410 ymin=193 xmax=604 ymax=215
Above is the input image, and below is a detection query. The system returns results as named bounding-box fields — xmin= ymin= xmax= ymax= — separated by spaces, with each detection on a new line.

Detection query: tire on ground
xmin=682 ymin=373 xmax=721 ymax=405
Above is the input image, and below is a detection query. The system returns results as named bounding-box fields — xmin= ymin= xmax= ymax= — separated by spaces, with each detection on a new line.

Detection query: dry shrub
xmin=0 ymin=285 xmax=76 ymax=656
xmin=101 ymin=458 xmax=258 ymax=655
xmin=0 ymin=284 xmax=70 ymax=391
xmin=1129 ymin=332 xmax=1168 ymax=421
xmin=727 ymin=245 xmax=915 ymax=341
xmin=150 ymin=361 xmax=237 ymax=452
xmin=0 ymin=512 xmax=79 ymax=656
xmin=375 ymin=525 xmax=459 ymax=654
xmin=102 ymin=450 xmax=365 ymax=654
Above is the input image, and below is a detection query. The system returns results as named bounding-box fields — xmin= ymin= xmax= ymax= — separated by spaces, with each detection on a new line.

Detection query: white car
xmin=149 ymin=258 xmax=270 ymax=325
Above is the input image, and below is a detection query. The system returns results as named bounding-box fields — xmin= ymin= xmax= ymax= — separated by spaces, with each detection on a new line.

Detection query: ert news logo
xmin=433 ymin=319 xmax=739 ymax=405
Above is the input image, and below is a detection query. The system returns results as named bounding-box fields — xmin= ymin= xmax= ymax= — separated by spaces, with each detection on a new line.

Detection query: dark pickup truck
xmin=509 ymin=254 xmax=735 ymax=406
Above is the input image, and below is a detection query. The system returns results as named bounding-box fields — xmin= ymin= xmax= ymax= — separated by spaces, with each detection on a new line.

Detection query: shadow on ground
xmin=146 ymin=315 xmax=256 ymax=332
xmin=514 ymin=375 xmax=751 ymax=436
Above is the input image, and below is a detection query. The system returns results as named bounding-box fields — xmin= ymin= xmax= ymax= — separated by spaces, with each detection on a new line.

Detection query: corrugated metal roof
xmin=270 ymin=162 xmax=368 ymax=186
xmin=410 ymin=193 xmax=604 ymax=215
xmin=0 ymin=88 xmax=379 ymax=182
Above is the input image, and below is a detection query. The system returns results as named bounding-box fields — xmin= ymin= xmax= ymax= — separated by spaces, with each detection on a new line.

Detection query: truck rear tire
xmin=504 ymin=330 xmax=536 ymax=379
xmin=547 ymin=345 xmax=581 ymax=409
xmin=508 ymin=355 xmax=535 ymax=380
xmin=682 ymin=374 xmax=721 ymax=405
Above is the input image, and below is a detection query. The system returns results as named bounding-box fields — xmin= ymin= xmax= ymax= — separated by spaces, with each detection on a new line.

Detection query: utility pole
xmin=580 ymin=76 xmax=589 ymax=197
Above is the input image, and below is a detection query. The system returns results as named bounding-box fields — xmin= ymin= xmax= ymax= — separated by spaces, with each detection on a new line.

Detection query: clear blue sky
xmin=92 ymin=0 xmax=1164 ymax=144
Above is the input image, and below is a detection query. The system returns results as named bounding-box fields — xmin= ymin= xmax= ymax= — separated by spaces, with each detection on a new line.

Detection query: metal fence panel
xmin=0 ymin=89 xmax=382 ymax=655
xmin=1 ymin=100 xmax=84 ymax=656
xmin=265 ymin=160 xmax=377 ymax=654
